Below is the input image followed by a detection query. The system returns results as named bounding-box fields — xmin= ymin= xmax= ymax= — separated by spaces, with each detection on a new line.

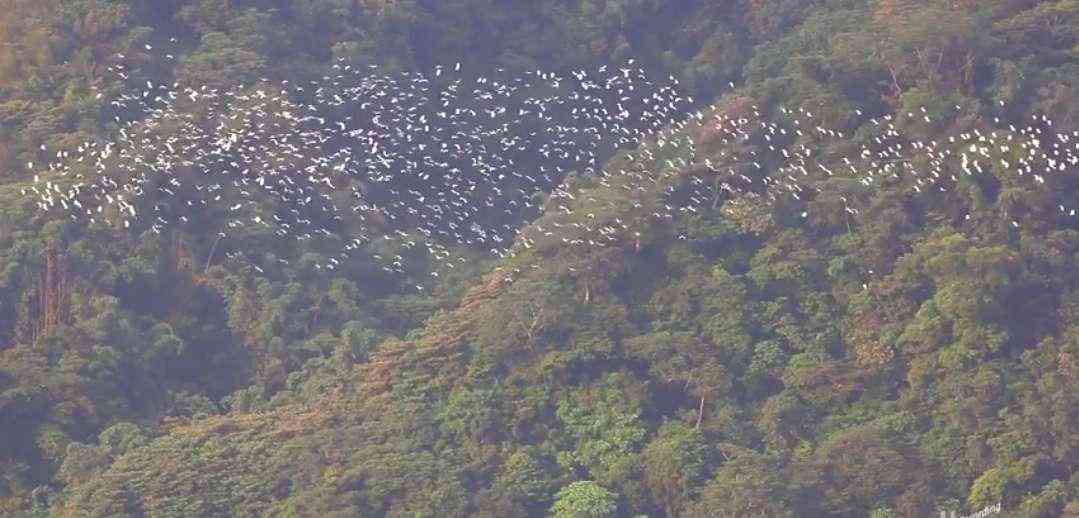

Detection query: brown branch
xmin=204 ymin=233 xmax=224 ymax=274
xmin=888 ymin=65 xmax=902 ymax=98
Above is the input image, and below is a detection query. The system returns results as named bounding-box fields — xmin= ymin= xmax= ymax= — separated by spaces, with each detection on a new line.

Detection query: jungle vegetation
xmin=1 ymin=0 xmax=1078 ymax=516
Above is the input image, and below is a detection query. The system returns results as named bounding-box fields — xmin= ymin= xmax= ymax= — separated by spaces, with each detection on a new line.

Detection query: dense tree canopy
xmin=1 ymin=0 xmax=1078 ymax=517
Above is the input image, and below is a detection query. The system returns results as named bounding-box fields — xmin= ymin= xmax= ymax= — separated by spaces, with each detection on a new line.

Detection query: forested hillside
xmin=1 ymin=0 xmax=1078 ymax=517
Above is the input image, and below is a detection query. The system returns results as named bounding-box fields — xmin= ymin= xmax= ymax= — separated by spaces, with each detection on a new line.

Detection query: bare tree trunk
xmin=696 ymin=396 xmax=705 ymax=429
xmin=38 ymin=243 xmax=69 ymax=339
xmin=525 ymin=306 xmax=546 ymax=350
xmin=888 ymin=65 xmax=902 ymax=98
xmin=309 ymin=295 xmax=324 ymax=333
xmin=204 ymin=233 xmax=224 ymax=274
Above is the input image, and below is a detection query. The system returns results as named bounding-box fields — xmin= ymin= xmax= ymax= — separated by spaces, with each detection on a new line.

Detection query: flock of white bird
xmin=22 ymin=43 xmax=1079 ymax=290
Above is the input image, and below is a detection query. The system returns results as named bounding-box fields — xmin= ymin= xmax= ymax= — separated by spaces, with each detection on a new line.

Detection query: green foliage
xmin=491 ymin=448 xmax=559 ymax=506
xmin=0 ymin=0 xmax=1078 ymax=516
xmin=641 ymin=422 xmax=708 ymax=515
xmin=688 ymin=449 xmax=797 ymax=517
xmin=550 ymin=481 xmax=619 ymax=518
xmin=555 ymin=374 xmax=647 ymax=484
